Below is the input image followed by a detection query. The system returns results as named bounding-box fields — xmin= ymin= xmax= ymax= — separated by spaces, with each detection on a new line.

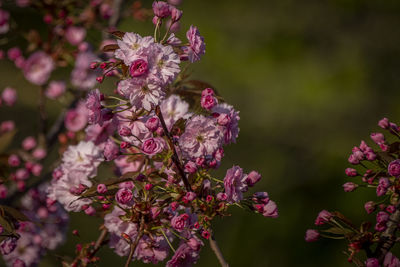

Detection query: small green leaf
xmin=322 ymin=227 xmax=352 ymax=235
xmin=0 ymin=130 xmax=17 ymax=154
xmin=0 ymin=206 xmax=29 ymax=221
xmin=0 ymin=216 xmax=14 ymax=233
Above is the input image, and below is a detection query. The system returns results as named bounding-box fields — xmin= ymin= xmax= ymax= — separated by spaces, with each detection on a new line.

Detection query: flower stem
xmin=209 ymin=231 xmax=229 ymax=267
xmin=160 ymin=228 xmax=176 ymax=252
xmin=155 ymin=105 xmax=192 ymax=192
xmin=125 ymin=215 xmax=145 ymax=267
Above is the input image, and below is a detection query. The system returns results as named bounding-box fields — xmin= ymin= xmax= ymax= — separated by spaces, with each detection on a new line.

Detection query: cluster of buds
xmin=306 ymin=118 xmax=400 ymax=266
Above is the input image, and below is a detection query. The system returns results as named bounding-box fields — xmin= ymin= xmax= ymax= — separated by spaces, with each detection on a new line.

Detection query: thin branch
xmin=71 ymin=227 xmax=109 ymax=266
xmin=103 ymin=0 xmax=124 ymax=39
xmin=155 ymin=106 xmax=192 ymax=192
xmin=38 ymin=85 xmax=47 ymax=141
xmin=90 ymin=228 xmax=109 ymax=257
xmin=209 ymin=231 xmax=229 ymax=267
xmin=374 ymin=200 xmax=400 ymax=262
xmin=125 ymin=215 xmax=145 ymax=267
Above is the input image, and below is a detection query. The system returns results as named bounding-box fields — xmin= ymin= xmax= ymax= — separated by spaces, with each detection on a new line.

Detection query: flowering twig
xmin=374 ymin=200 xmax=400 ymax=262
xmin=209 ymin=231 xmax=229 ymax=267
xmin=71 ymin=227 xmax=109 ymax=266
xmin=91 ymin=228 xmax=109 ymax=257
xmin=125 ymin=215 xmax=145 ymax=267
xmin=155 ymin=105 xmax=192 ymax=192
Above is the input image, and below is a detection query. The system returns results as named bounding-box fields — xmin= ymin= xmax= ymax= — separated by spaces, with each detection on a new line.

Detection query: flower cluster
xmin=44 ymin=1 xmax=278 ymax=266
xmin=306 ymin=118 xmax=400 ymax=266
xmin=0 ymin=1 xmax=277 ymax=266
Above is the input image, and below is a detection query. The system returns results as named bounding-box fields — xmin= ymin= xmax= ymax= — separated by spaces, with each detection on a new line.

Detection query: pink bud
xmin=216 ymin=192 xmax=227 ymax=201
xmin=195 ymin=157 xmax=205 ymax=166
xmin=187 ymin=238 xmax=202 ymax=251
xmin=171 ymin=7 xmax=182 ymax=21
xmin=201 ymin=88 xmax=214 ymax=97
xmin=170 ymin=201 xmax=178 ymax=211
xmin=120 ymin=141 xmax=130 ymax=149
xmin=45 ymin=81 xmax=66 ymax=99
xmin=152 ymin=1 xmax=171 ymax=18
xmin=0 ymin=121 xmax=14 ymax=132
xmin=15 ymin=168 xmax=29 ymax=180
xmin=246 ymin=171 xmax=261 ymax=187
xmin=345 ymin=168 xmax=357 ymax=177
xmin=102 ymin=203 xmax=111 ymax=210
xmin=156 ymin=127 xmax=164 ymax=136
xmin=1 ymin=87 xmax=17 ymax=106
xmin=65 ymin=26 xmax=86 ymax=46
xmin=119 ymin=126 xmax=132 ymax=136
xmin=388 ymin=159 xmax=400 ymax=177
xmin=378 ymin=118 xmax=389 ymax=129
xmin=201 ymin=94 xmax=217 ymax=110
xmin=145 ymin=117 xmax=160 ymax=132
xmin=31 ymin=164 xmax=43 ymax=176
xmin=201 ymin=230 xmax=210 ymax=239
xmin=32 ymin=148 xmax=46 ymax=160
xmin=370 ymin=132 xmax=385 ymax=145
xmin=184 ymin=161 xmax=197 ymax=174
xmin=7 ymin=47 xmax=22 ymax=61
xmin=365 ymin=258 xmax=379 ymax=267
xmin=0 ymin=185 xmax=8 ymax=199
xmin=314 ymin=210 xmax=332 ymax=225
xmin=343 ymin=182 xmax=358 ymax=192
xmin=305 ymin=229 xmax=319 ymax=242
xmin=96 ymin=76 xmax=104 ymax=83
xmin=364 ymin=201 xmax=376 ymax=214
xmin=8 ymin=154 xmax=20 ymax=167
xmin=37 ymin=207 xmax=48 ymax=219
xmin=84 ymin=206 xmax=96 ymax=216
xmin=17 ymin=181 xmax=25 ymax=191
xmin=90 ymin=62 xmax=98 ymax=69
xmin=22 ymin=136 xmax=36 ymax=150
xmin=145 ymin=184 xmax=153 ymax=190
xmin=115 ymin=188 xmax=133 ymax=204
xmin=386 ymin=205 xmax=396 ymax=214
xmin=104 ymin=139 xmax=119 ymax=161
xmin=97 ymin=184 xmax=107 ymax=194
xmin=43 ymin=14 xmax=53 ymax=24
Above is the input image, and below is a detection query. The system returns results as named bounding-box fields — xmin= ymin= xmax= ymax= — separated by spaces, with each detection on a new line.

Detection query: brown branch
xmin=155 ymin=106 xmax=192 ymax=192
xmin=209 ymin=231 xmax=229 ymax=267
xmin=90 ymin=228 xmax=109 ymax=257
xmin=38 ymin=85 xmax=47 ymax=142
xmin=71 ymin=227 xmax=109 ymax=266
xmin=125 ymin=215 xmax=145 ymax=267
xmin=374 ymin=200 xmax=400 ymax=263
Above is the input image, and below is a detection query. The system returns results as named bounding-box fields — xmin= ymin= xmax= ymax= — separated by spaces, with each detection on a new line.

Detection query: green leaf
xmin=322 ymin=227 xmax=352 ymax=235
xmin=108 ymin=30 xmax=125 ymax=38
xmin=102 ymin=44 xmax=119 ymax=52
xmin=0 ymin=206 xmax=29 ymax=221
xmin=0 ymin=130 xmax=17 ymax=154
xmin=0 ymin=215 xmax=14 ymax=233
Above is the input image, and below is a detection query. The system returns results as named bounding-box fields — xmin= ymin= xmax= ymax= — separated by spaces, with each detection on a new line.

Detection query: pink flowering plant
xmin=306 ymin=118 xmax=400 ymax=266
xmin=0 ymin=1 xmax=278 ymax=266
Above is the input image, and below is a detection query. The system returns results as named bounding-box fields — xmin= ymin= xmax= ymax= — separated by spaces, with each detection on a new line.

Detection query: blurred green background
xmin=2 ymin=0 xmax=400 ymax=266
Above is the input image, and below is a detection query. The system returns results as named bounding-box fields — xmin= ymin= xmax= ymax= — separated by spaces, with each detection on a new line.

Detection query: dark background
xmin=2 ymin=0 xmax=400 ymax=266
